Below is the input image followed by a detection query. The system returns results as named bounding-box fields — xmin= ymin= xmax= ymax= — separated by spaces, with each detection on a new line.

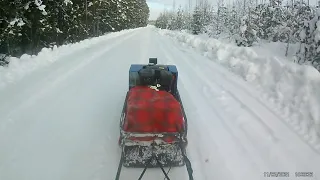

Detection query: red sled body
xmin=118 ymin=58 xmax=189 ymax=168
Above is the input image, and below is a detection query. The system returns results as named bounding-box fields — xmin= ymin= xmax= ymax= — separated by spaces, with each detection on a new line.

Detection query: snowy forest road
xmin=0 ymin=26 xmax=319 ymax=180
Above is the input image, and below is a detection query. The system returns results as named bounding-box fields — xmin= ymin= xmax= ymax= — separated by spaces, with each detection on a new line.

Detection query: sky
xmin=147 ymin=0 xmax=176 ymax=20
xmin=146 ymin=0 xmax=319 ymax=20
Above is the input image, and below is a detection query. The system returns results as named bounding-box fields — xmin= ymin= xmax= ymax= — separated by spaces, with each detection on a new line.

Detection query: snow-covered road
xmin=0 ymin=26 xmax=319 ymax=180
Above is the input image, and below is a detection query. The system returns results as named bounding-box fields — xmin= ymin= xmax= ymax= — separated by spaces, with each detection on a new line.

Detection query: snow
xmin=34 ymin=0 xmax=42 ymax=7
xmin=56 ymin=28 xmax=63 ymax=33
xmin=17 ymin=19 xmax=25 ymax=27
xmin=0 ymin=26 xmax=319 ymax=180
xmin=64 ymin=0 xmax=73 ymax=6
xmin=0 ymin=27 xmax=142 ymax=90
xmin=9 ymin=18 xmax=25 ymax=27
xmin=315 ymin=21 xmax=320 ymax=43
xmin=38 ymin=5 xmax=46 ymax=11
xmin=158 ymin=28 xmax=320 ymax=150
xmin=250 ymin=41 xmax=299 ymax=60
xmin=34 ymin=0 xmax=47 ymax=15
xmin=240 ymin=17 xmax=247 ymax=34
xmin=24 ymin=2 xmax=30 ymax=10
xmin=9 ymin=19 xmax=17 ymax=26
xmin=300 ymin=25 xmax=307 ymax=39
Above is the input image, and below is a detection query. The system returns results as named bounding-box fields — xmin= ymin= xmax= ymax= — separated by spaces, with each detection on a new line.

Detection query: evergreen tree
xmin=192 ymin=5 xmax=202 ymax=35
xmin=228 ymin=5 xmax=240 ymax=36
xmin=270 ymin=0 xmax=282 ymax=6
xmin=236 ymin=15 xmax=258 ymax=47
xmin=295 ymin=9 xmax=320 ymax=71
xmin=174 ymin=6 xmax=184 ymax=30
xmin=155 ymin=12 xmax=169 ymax=29
xmin=153 ymin=0 xmax=320 ymax=71
xmin=0 ymin=0 xmax=150 ymax=59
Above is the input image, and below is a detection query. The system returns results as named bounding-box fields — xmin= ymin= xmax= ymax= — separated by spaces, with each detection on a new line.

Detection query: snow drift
xmin=158 ymin=28 xmax=320 ymax=149
xmin=0 ymin=28 xmax=141 ymax=90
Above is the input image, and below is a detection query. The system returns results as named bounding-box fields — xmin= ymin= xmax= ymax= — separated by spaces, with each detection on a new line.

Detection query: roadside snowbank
xmin=158 ymin=29 xmax=320 ymax=149
xmin=0 ymin=28 xmax=140 ymax=90
xmin=250 ymin=41 xmax=299 ymax=61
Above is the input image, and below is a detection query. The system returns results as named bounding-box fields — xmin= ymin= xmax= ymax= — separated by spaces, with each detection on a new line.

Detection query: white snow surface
xmin=64 ymin=0 xmax=73 ymax=5
xmin=0 ymin=26 xmax=319 ymax=180
xmin=0 ymin=27 xmax=141 ymax=90
xmin=159 ymin=28 xmax=320 ymax=150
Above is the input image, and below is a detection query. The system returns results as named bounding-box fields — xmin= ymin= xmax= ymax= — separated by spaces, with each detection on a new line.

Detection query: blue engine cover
xmin=129 ymin=64 xmax=178 ymax=94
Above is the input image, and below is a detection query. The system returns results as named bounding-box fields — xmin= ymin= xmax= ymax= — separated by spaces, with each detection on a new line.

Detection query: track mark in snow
xmin=156 ymin=36 xmax=263 ymax=180
xmin=156 ymin=30 xmax=320 ymax=178
xmin=162 ymin=46 xmax=264 ymax=179
xmin=0 ymin=31 xmax=139 ymax=137
xmin=200 ymin=46 xmax=320 ymax=153
xmin=0 ymin=28 xmax=141 ymax=91
xmin=165 ymin=32 xmax=320 ymax=154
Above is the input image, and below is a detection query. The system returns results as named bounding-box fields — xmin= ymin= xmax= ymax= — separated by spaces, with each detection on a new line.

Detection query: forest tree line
xmin=155 ymin=0 xmax=320 ymax=71
xmin=0 ymin=0 xmax=149 ymax=65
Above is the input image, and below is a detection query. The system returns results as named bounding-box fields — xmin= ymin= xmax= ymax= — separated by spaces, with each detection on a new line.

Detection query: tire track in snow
xmin=162 ymin=56 xmax=222 ymax=180
xmin=158 ymin=38 xmax=269 ymax=179
xmin=0 ymin=30 xmax=140 ymax=148
xmin=155 ymin=35 xmax=212 ymax=180
xmin=156 ymin=34 xmax=263 ymax=180
xmin=0 ymin=28 xmax=140 ymax=93
xmin=154 ymin=34 xmax=211 ymax=180
xmin=195 ymin=68 xmax=319 ymax=170
xmin=167 ymin=34 xmax=320 ymax=154
xmin=168 ymin=39 xmax=320 ymax=164
xmin=0 ymin=28 xmax=162 ymax=180
xmin=173 ymin=50 xmax=293 ymax=173
xmin=158 ymin=33 xmax=320 ymax=175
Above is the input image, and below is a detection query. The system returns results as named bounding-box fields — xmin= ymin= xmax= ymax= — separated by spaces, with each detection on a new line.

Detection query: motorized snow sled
xmin=115 ymin=58 xmax=194 ymax=180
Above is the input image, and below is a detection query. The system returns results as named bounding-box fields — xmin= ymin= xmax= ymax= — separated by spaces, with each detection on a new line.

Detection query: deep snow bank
xmin=250 ymin=41 xmax=299 ymax=61
xmin=158 ymin=29 xmax=320 ymax=149
xmin=0 ymin=28 xmax=141 ymax=90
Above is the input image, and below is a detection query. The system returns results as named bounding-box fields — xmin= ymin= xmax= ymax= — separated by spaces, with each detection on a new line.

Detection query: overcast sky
xmin=147 ymin=0 xmax=319 ymax=20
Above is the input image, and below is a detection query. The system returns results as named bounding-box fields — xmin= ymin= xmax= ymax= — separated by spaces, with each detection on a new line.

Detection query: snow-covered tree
xmin=270 ymin=0 xmax=282 ymax=6
xmin=227 ymin=5 xmax=240 ymax=36
xmin=0 ymin=0 xmax=150 ymax=59
xmin=173 ymin=6 xmax=184 ymax=30
xmin=155 ymin=12 xmax=169 ymax=29
xmin=295 ymin=9 xmax=320 ymax=71
xmin=235 ymin=15 xmax=258 ymax=46
xmin=192 ymin=5 xmax=202 ymax=35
